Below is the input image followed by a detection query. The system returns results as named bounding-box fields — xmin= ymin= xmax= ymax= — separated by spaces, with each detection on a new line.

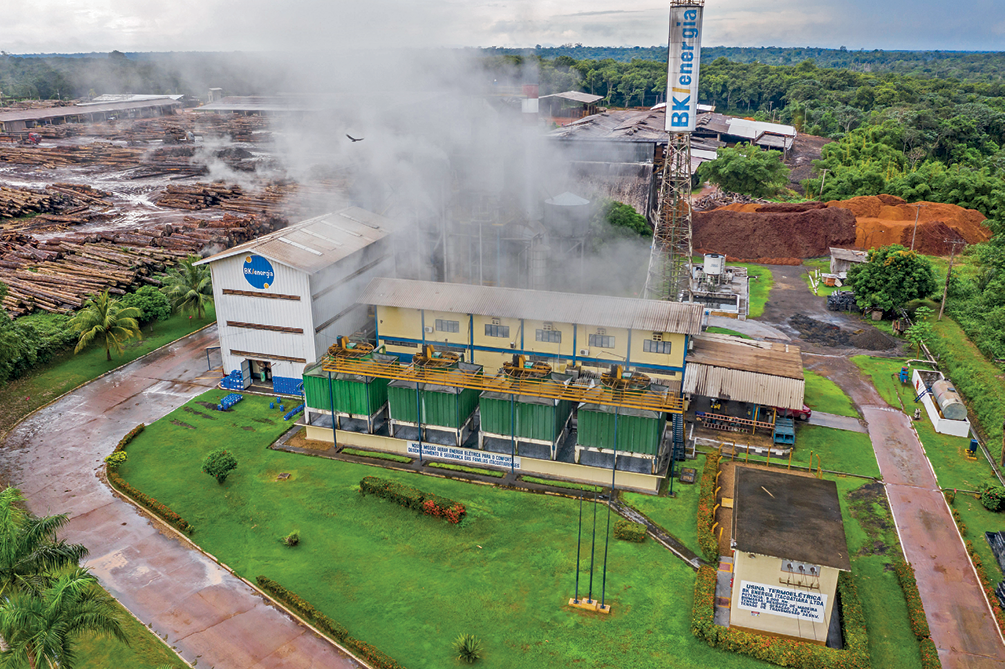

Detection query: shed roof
xmin=196 ymin=208 xmax=390 ymax=274
xmin=540 ymin=91 xmax=604 ymax=104
xmin=0 ymin=98 xmax=181 ymax=123
xmin=359 ymin=277 xmax=706 ymax=335
xmin=194 ymin=95 xmax=321 ymax=113
xmin=683 ymin=334 xmax=804 ymax=409
xmin=830 ymin=247 xmax=868 ymax=263
xmin=733 ymin=466 xmax=851 ymax=571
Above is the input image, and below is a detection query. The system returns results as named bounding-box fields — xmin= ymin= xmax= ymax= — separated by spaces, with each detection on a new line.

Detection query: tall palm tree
xmin=0 ymin=488 xmax=87 ymax=599
xmin=69 ymin=291 xmax=142 ymax=362
xmin=0 ymin=567 xmax=127 ymax=669
xmin=161 ymin=256 xmax=213 ymax=319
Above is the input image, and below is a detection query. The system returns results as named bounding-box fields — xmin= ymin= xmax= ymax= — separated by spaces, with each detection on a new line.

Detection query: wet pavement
xmin=806 ymin=355 xmax=1005 ymax=669
xmin=0 ymin=326 xmax=360 ymax=669
xmin=807 ymin=411 xmax=867 ymax=433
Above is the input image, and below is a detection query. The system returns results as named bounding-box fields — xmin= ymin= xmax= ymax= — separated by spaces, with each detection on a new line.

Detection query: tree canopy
xmin=846 ymin=245 xmax=938 ymax=313
xmin=697 ymin=143 xmax=791 ymax=198
xmin=69 ymin=291 xmax=142 ymax=362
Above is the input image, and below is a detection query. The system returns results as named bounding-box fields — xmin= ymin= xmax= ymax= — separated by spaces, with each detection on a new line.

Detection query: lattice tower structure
xmin=645 ymin=133 xmax=694 ymax=301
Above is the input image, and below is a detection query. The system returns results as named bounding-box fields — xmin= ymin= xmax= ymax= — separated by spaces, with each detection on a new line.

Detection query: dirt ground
xmin=786 ymin=133 xmax=832 ymax=194
xmin=759 ymin=264 xmax=904 ymax=357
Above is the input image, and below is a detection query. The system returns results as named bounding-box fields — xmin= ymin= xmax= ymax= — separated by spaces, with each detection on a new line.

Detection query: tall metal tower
xmin=644 ymin=1 xmax=705 ymax=302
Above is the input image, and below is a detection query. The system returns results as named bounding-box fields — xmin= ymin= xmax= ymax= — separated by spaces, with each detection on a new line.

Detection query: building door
xmin=239 ymin=359 xmax=252 ymax=388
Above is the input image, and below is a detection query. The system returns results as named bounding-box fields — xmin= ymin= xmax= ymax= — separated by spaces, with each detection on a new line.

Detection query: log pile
xmin=1 ymin=213 xmax=279 ymax=316
xmin=154 ymin=184 xmax=244 ymax=210
xmin=0 ymin=183 xmax=112 ymax=221
xmin=692 ymin=190 xmax=767 ymax=212
xmin=0 ymin=143 xmax=145 ymax=169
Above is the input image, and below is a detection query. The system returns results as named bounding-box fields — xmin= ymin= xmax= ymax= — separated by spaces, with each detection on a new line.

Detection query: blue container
xmin=270 ymin=402 xmax=275 ymax=409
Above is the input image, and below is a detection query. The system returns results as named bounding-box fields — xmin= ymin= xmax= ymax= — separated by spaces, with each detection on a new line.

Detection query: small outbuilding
xmin=729 ymin=466 xmax=850 ymax=644
xmin=829 ymin=248 xmax=868 ymax=278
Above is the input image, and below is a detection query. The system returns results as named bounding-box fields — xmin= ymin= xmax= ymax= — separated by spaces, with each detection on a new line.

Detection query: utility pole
xmin=910 ymin=203 xmax=925 ymax=252
xmin=938 ymin=238 xmax=965 ymax=321
xmin=818 ymin=169 xmax=829 ymax=200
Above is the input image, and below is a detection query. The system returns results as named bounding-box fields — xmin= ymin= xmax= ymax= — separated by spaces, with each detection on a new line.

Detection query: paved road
xmin=808 ymin=411 xmax=867 ymax=433
xmin=805 ymin=354 xmax=1005 ymax=669
xmin=706 ymin=315 xmax=790 ymax=341
xmin=1 ymin=326 xmax=360 ymax=669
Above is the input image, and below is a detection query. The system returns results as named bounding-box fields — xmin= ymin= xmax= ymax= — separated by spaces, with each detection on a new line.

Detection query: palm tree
xmin=0 ymin=567 xmax=127 ymax=669
xmin=0 ymin=488 xmax=87 ymax=599
xmin=161 ymin=256 xmax=213 ymax=319
xmin=69 ymin=291 xmax=142 ymax=362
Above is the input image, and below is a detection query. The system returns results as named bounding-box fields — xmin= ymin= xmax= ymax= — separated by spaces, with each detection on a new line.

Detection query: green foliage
xmin=696 ymin=452 xmax=720 ymax=563
xmin=612 ymin=519 xmax=646 ymax=543
xmin=283 ymin=530 xmax=300 ymax=547
xmin=981 ymin=481 xmax=1005 ymax=512
xmin=161 ymin=255 xmax=213 ymax=319
xmin=256 ymin=576 xmax=406 ymax=669
xmin=104 ymin=451 xmax=128 ymax=467
xmin=905 ymin=305 xmax=934 ymax=356
xmin=120 ymin=285 xmax=172 ymax=324
xmin=70 ymin=290 xmax=143 ymax=362
xmin=846 ymin=245 xmax=937 ymax=313
xmin=697 ymin=143 xmax=791 ymax=198
xmin=427 ymin=462 xmax=505 ymax=478
xmin=589 ymin=199 xmax=650 ymax=253
xmin=894 ymin=561 xmax=931 ymax=640
xmin=692 ymin=566 xmax=871 ymax=668
xmin=359 ymin=476 xmax=466 ymax=524
xmin=0 ymin=567 xmax=128 ymax=669
xmin=453 ymin=633 xmax=483 ymax=664
xmin=202 ymin=449 xmax=238 ymax=484
xmin=107 ymin=472 xmax=193 ymax=535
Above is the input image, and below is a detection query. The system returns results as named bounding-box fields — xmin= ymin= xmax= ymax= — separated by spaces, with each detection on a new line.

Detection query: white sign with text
xmin=407 ymin=442 xmax=520 ymax=470
xmin=737 ymin=581 xmax=827 ymax=623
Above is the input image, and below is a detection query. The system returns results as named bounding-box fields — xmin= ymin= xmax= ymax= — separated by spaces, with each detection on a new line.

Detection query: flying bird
xmin=346 ymin=134 xmax=364 ymax=143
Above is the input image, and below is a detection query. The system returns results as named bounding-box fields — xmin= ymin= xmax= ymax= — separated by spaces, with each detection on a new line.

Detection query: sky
xmin=1 ymin=0 xmax=1003 ymax=53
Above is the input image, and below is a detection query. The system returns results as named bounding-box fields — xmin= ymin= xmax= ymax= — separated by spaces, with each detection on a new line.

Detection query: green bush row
xmin=691 ymin=566 xmax=870 ymax=669
xmin=105 ymin=423 xmax=145 ymax=472
xmin=965 ymin=540 xmax=1005 ymax=636
xmin=107 ymin=471 xmax=192 ymax=535
xmin=613 ymin=519 xmax=646 ymax=543
xmin=696 ymin=452 xmax=721 ymax=563
xmin=359 ymin=476 xmax=466 ymax=524
xmin=894 ymin=560 xmax=931 ymax=639
xmin=256 ymin=576 xmax=406 ymax=669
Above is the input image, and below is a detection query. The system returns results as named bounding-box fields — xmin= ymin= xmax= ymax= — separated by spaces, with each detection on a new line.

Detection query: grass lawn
xmin=0 ymin=306 xmax=216 ymax=439
xmin=428 ymin=462 xmax=506 ymax=478
xmin=76 ymin=598 xmax=187 ymax=668
xmin=730 ymin=263 xmax=773 ymax=319
xmin=804 ymin=369 xmax=860 ymax=418
xmin=621 ymin=454 xmax=703 ymax=555
xmin=119 ymin=390 xmax=774 ymax=669
xmin=802 ymin=258 xmax=843 ymax=297
xmin=727 ymin=425 xmax=879 ymax=479
xmin=850 ymin=356 xmax=909 ymax=409
xmin=832 ymin=476 xmax=923 ymax=669
xmin=519 ymin=476 xmax=601 ymax=493
xmin=342 ymin=447 xmax=413 ymax=464
xmin=705 ymin=327 xmax=752 ymax=339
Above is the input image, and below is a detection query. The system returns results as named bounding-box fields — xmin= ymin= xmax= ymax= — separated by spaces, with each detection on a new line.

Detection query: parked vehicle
xmin=775 ymin=404 xmax=812 ymax=421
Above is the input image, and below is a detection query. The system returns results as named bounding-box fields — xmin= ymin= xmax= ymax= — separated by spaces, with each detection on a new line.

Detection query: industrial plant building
xmin=0 ymin=97 xmax=182 ymax=134
xmin=729 ymin=467 xmax=850 ymax=644
xmin=198 ymin=209 xmax=394 ymax=395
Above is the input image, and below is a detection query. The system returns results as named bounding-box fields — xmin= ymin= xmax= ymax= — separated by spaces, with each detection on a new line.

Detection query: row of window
xmin=427 ymin=320 xmax=670 ymax=354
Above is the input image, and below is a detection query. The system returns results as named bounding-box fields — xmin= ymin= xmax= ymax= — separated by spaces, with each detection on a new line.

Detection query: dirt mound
xmin=694 ymin=207 xmax=857 ymax=260
xmin=754 ymin=202 xmax=827 ymax=213
xmin=789 ymin=314 xmax=897 ymax=351
xmin=827 ymin=196 xmax=991 ymax=250
xmin=722 ymin=256 xmax=802 ymax=266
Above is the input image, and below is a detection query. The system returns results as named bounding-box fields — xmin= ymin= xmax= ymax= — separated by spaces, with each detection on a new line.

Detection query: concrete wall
xmin=729 ymin=551 xmax=839 ymax=643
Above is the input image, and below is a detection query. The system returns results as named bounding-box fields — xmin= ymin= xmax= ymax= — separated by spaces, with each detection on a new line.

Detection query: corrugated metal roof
xmin=682 ymin=363 xmax=805 ymax=410
xmin=688 ymin=334 xmax=803 ymax=379
xmin=359 ymin=277 xmax=705 ymax=335
xmin=540 ymin=91 xmax=604 ymax=104
xmin=197 ymin=207 xmax=389 ymax=274
xmin=726 ymin=117 xmax=797 ymax=139
xmin=830 ymin=247 xmax=868 ymax=263
xmin=0 ymin=99 xmax=181 ymax=123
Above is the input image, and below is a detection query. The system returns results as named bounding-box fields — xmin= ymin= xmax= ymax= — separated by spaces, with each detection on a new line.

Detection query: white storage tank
xmin=932 ymin=380 xmax=968 ymax=421
xmin=704 ymin=253 xmax=725 ymax=277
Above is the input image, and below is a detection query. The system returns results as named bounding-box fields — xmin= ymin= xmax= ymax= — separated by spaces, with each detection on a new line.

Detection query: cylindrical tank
xmin=704 ymin=253 xmax=725 ymax=276
xmin=932 ymin=380 xmax=968 ymax=421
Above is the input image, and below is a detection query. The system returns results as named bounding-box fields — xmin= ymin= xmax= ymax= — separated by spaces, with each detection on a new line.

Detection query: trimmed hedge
xmin=696 ymin=452 xmax=721 ymax=563
xmin=105 ymin=423 xmax=145 ymax=472
xmin=359 ymin=476 xmax=466 ymax=524
xmin=894 ymin=560 xmax=931 ymax=639
xmin=107 ymin=471 xmax=193 ymax=535
xmin=257 ymin=576 xmax=406 ymax=669
xmin=692 ymin=565 xmax=870 ymax=669
xmin=965 ymin=539 xmax=1005 ymax=636
xmin=613 ymin=519 xmax=646 ymax=543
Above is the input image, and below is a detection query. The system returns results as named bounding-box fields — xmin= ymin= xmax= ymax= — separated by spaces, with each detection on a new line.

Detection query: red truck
xmin=775 ymin=405 xmax=812 ymax=421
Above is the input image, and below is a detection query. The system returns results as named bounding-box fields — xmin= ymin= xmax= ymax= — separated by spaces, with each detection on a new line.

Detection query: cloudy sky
xmin=2 ymin=0 xmax=1003 ymax=53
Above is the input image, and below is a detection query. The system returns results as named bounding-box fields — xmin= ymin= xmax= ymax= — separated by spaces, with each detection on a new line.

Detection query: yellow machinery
xmin=412 ymin=345 xmax=461 ymax=369
xmin=502 ymin=354 xmax=552 ymax=380
xmin=601 ymin=365 xmax=651 ymax=392
xmin=327 ymin=336 xmax=374 ymax=360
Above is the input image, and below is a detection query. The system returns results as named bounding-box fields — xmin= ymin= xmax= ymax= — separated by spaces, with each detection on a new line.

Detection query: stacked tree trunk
xmin=0 ymin=143 xmax=145 ymax=168
xmin=154 ymin=184 xmax=244 ymax=210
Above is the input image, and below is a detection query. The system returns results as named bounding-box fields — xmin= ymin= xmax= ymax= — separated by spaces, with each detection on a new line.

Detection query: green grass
xmin=342 ymin=448 xmax=413 ymax=464
xmin=0 ymin=306 xmax=216 ymax=439
xmin=704 ymin=327 xmax=752 ymax=339
xmin=76 ymin=597 xmax=187 ymax=668
xmin=428 ymin=462 xmax=506 ymax=478
xmin=801 ymin=258 xmax=844 ymax=297
xmin=730 ymin=263 xmax=773 ymax=319
xmin=803 ymin=369 xmax=860 ymax=418
xmin=119 ymin=390 xmax=773 ymax=669
xmin=727 ymin=424 xmax=879 ymax=478
xmin=621 ymin=455 xmax=703 ymax=555
xmin=850 ymin=355 xmax=910 ymax=409
xmin=832 ymin=477 xmax=923 ymax=669
xmin=518 ymin=476 xmax=602 ymax=493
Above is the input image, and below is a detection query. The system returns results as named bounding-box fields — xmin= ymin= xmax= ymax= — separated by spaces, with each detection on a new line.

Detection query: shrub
xmin=107 ymin=471 xmax=192 ymax=535
xmin=981 ymin=482 xmax=1005 ymax=512
xmin=256 ymin=576 xmax=406 ymax=669
xmin=120 ymin=285 xmax=172 ymax=324
xmin=283 ymin=530 xmax=300 ymax=547
xmin=919 ymin=637 xmax=942 ymax=669
xmin=613 ymin=519 xmax=646 ymax=543
xmin=203 ymin=449 xmax=238 ymax=484
xmin=692 ymin=566 xmax=870 ymax=668
xmin=104 ymin=452 xmax=127 ymax=467
xmin=944 ymin=490 xmax=956 ymax=505
xmin=894 ymin=560 xmax=931 ymax=639
xmin=359 ymin=476 xmax=466 ymax=524
xmin=105 ymin=424 xmax=144 ymax=472
xmin=452 ymin=633 xmax=483 ymax=664
xmin=964 ymin=540 xmax=1005 ymax=635
xmin=696 ymin=452 xmax=721 ymax=563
